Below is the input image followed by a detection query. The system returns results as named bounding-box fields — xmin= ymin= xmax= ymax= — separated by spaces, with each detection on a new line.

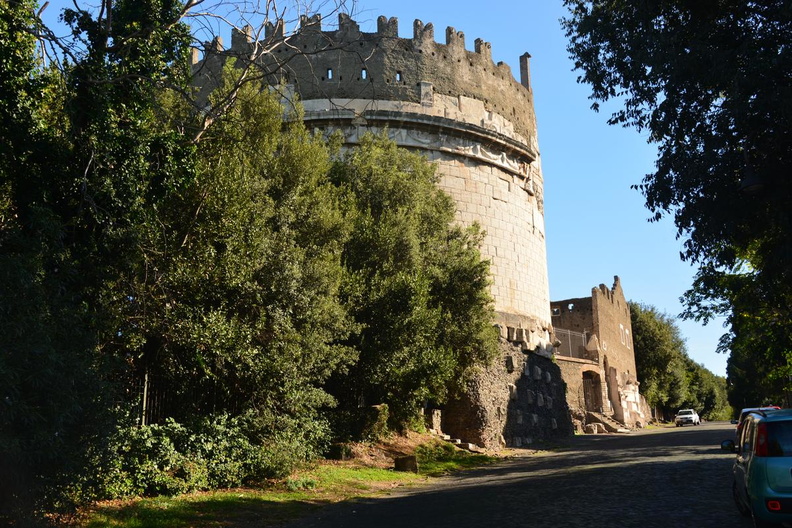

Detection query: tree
xmin=2 ymin=0 xmax=357 ymax=517
xmin=0 ymin=0 xmax=115 ymax=518
xmin=328 ymin=133 xmax=498 ymax=431
xmin=563 ymin=1 xmax=792 ymax=391
xmin=629 ymin=302 xmax=729 ymax=419
xmin=143 ymin=64 xmax=357 ymax=451
xmin=629 ymin=302 xmax=689 ymax=414
xmin=4 ymin=0 xmax=496 ymax=517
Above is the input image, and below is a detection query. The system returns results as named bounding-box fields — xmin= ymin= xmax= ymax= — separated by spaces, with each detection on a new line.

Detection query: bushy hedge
xmin=73 ymin=413 xmax=322 ymax=502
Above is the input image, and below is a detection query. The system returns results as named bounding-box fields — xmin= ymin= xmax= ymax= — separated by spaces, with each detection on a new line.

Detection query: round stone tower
xmin=194 ymin=13 xmax=567 ymax=447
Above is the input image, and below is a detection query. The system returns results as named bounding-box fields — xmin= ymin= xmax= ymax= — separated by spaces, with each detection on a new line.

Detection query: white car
xmin=674 ymin=408 xmax=700 ymax=426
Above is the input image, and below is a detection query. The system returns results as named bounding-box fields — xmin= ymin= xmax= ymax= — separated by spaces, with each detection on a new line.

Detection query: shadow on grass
xmin=418 ymin=454 xmax=500 ymax=477
xmin=84 ymin=492 xmax=326 ymax=528
xmin=81 ymin=448 xmax=500 ymax=527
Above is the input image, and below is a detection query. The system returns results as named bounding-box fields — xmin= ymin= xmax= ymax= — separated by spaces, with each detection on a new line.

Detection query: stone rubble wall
xmin=442 ymin=340 xmax=574 ymax=450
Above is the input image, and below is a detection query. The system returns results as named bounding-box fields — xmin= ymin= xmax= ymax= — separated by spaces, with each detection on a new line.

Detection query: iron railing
xmin=554 ymin=328 xmax=597 ymax=361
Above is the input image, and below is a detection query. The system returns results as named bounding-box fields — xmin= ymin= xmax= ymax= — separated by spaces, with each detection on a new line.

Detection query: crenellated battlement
xmin=193 ymin=11 xmax=549 ymax=332
xmin=203 ymin=13 xmax=536 ymax=141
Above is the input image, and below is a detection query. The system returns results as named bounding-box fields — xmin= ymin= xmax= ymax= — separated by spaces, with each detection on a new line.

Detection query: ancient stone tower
xmin=194 ymin=13 xmax=571 ymax=448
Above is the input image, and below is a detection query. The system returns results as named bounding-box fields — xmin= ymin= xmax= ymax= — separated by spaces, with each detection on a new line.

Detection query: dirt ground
xmin=338 ymin=431 xmax=443 ymax=468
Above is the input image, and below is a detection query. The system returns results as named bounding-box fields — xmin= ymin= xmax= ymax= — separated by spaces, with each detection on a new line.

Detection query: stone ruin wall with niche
xmin=194 ymin=13 xmax=567 ymax=448
xmin=551 ymin=277 xmax=648 ymax=428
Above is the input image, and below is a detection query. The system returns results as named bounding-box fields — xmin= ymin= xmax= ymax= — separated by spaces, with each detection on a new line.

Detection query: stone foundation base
xmin=441 ymin=340 xmax=574 ymax=450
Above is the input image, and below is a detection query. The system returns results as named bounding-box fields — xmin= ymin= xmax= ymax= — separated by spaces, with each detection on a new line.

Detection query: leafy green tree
xmin=629 ymin=302 xmax=689 ymax=414
xmin=630 ymin=302 xmax=729 ymax=419
xmin=3 ymin=0 xmax=498 ymax=516
xmin=2 ymin=0 xmax=356 ymax=515
xmin=139 ymin=65 xmax=357 ymax=457
xmin=563 ymin=1 xmax=792 ymax=393
xmin=681 ymin=356 xmax=731 ymax=420
xmin=328 ymin=133 xmax=498 ymax=431
xmin=59 ymin=0 xmax=359 ymax=470
xmin=0 ymin=0 xmax=116 ymax=518
xmin=725 ymin=306 xmax=790 ymax=410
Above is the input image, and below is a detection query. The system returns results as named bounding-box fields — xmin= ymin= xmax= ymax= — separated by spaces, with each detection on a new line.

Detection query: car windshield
xmin=679 ymin=410 xmax=693 ymax=415
xmin=767 ymin=422 xmax=792 ymax=457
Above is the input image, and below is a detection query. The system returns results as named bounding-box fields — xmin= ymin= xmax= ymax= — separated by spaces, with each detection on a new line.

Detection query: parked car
xmin=736 ymin=407 xmax=782 ymax=438
xmin=674 ymin=408 xmax=700 ymax=426
xmin=722 ymin=409 xmax=792 ymax=527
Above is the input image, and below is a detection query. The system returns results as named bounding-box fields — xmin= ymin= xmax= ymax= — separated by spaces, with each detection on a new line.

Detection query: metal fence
xmin=554 ymin=328 xmax=595 ymax=360
xmin=128 ymin=372 xmax=242 ymax=426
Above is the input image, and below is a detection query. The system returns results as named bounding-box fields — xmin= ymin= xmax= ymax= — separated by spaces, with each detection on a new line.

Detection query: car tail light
xmin=767 ymin=500 xmax=782 ymax=511
xmin=756 ymin=423 xmax=769 ymax=457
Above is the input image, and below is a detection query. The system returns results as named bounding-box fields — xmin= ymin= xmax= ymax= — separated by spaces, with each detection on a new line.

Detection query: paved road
xmin=283 ymin=422 xmax=753 ymax=528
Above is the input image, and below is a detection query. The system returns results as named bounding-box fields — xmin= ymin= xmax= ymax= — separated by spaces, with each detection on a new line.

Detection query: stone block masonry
xmin=194 ymin=12 xmax=559 ymax=448
xmin=442 ymin=341 xmax=574 ymax=449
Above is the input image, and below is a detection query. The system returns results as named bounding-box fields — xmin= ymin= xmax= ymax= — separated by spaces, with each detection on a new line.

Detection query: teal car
xmin=722 ymin=408 xmax=792 ymax=527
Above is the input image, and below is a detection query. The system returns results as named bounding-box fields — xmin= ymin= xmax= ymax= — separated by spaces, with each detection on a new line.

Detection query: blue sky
xmin=38 ymin=0 xmax=730 ymax=377
xmin=347 ymin=0 xmax=730 ymax=376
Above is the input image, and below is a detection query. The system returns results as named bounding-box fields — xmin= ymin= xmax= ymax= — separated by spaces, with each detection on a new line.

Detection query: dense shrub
xmin=75 ymin=412 xmax=322 ymax=501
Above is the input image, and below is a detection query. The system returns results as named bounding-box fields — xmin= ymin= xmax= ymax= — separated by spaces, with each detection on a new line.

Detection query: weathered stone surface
xmin=394 ymin=455 xmax=419 ymax=473
xmin=552 ymin=277 xmax=651 ymax=430
xmin=505 ymin=355 xmax=515 ymax=373
xmin=425 ymin=409 xmax=442 ymax=433
xmin=593 ymin=422 xmax=608 ymax=434
xmin=442 ymin=341 xmax=573 ymax=449
xmin=584 ymin=423 xmax=598 ymax=434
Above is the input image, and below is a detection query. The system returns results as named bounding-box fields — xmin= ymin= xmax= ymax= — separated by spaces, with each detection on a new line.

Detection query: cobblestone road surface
xmin=282 ymin=422 xmax=754 ymax=528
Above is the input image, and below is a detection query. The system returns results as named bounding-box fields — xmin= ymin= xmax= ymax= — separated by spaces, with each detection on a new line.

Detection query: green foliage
xmin=563 ymin=1 xmax=792 ymax=402
xmin=135 ymin=66 xmax=357 ymax=452
xmin=75 ymin=413 xmax=315 ymax=502
xmin=414 ymin=440 xmax=458 ymax=462
xmin=285 ymin=477 xmax=318 ymax=491
xmin=2 ymin=2 xmax=500 ymax=521
xmin=328 ymin=133 xmax=498 ymax=431
xmin=0 ymin=0 xmax=118 ymax=520
xmin=629 ymin=302 xmax=690 ymax=410
xmin=629 ymin=302 xmax=730 ymax=420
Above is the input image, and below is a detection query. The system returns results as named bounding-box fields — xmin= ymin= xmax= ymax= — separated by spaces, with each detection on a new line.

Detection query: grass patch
xmin=78 ymin=439 xmax=500 ymax=527
xmin=80 ymin=465 xmax=426 ymax=527
xmin=414 ymin=440 xmax=500 ymax=477
xmin=82 ymin=490 xmax=315 ymax=528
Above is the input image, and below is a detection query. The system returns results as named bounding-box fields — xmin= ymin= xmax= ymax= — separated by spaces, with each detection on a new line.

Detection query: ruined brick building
xmin=551 ymin=276 xmax=649 ymax=431
xmin=193 ymin=13 xmax=575 ymax=448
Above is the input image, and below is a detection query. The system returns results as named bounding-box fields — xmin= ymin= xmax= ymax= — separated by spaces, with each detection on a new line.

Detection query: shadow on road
xmin=282 ymin=422 xmax=751 ymax=528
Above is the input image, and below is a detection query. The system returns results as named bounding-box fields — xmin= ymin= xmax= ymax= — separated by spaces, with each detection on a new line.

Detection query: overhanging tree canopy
xmin=562 ymin=0 xmax=792 ymax=395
